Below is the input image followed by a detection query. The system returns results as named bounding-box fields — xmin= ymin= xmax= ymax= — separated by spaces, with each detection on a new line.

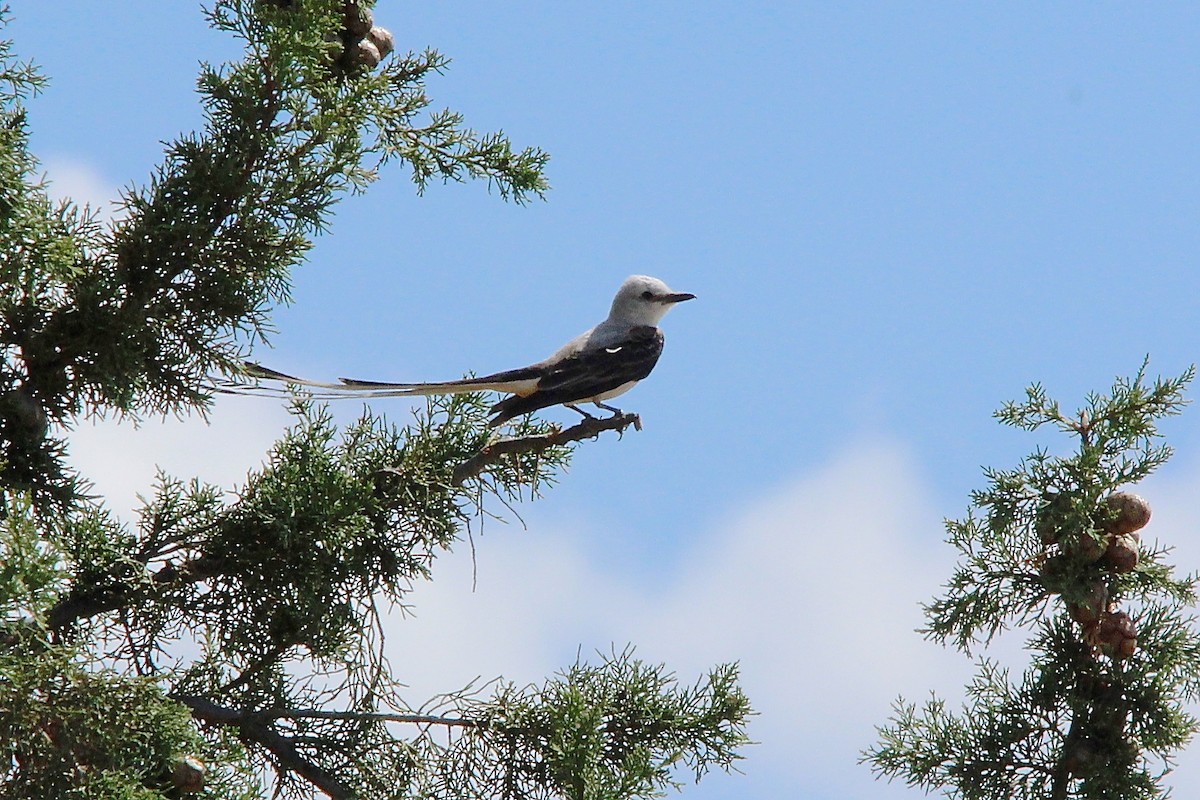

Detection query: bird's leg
xmin=593 ymin=401 xmax=624 ymax=417
xmin=565 ymin=403 xmax=598 ymax=420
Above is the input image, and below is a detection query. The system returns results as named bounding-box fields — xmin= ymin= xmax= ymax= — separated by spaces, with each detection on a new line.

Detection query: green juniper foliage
xmin=864 ymin=364 xmax=1200 ymax=800
xmin=0 ymin=3 xmax=750 ymax=799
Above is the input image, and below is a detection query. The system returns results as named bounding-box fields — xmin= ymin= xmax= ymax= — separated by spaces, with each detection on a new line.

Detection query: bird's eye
xmin=641 ymin=290 xmax=654 ymax=300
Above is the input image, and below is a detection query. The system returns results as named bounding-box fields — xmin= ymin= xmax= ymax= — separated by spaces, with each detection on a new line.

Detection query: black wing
xmin=489 ymin=326 xmax=664 ymax=426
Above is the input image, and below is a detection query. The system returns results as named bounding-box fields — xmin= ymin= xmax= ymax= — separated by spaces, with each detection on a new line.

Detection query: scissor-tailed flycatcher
xmin=231 ymin=275 xmax=695 ymax=427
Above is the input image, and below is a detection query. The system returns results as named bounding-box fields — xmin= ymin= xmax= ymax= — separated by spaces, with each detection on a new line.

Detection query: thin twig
xmin=175 ymin=694 xmax=482 ymax=730
xmin=216 ymin=641 xmax=293 ymax=696
xmin=259 ymin=708 xmax=481 ymax=728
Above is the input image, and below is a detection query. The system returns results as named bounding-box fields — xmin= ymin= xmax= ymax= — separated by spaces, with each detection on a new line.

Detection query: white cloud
xmin=40 ymin=155 xmax=123 ymax=223
xmin=636 ymin=444 xmax=975 ymax=797
xmin=66 ymin=396 xmax=294 ymax=520
xmin=382 ymin=441 xmax=978 ymax=799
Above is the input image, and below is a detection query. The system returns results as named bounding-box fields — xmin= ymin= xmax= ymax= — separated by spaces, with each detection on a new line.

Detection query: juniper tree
xmin=0 ymin=3 xmax=751 ymax=798
xmin=865 ymin=364 xmax=1200 ymax=799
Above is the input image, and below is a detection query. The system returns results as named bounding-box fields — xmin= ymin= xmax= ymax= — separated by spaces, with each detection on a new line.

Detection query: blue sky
xmin=15 ymin=3 xmax=1200 ymax=798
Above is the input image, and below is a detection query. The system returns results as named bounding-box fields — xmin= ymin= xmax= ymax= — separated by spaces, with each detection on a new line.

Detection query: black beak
xmin=660 ymin=291 xmax=696 ymax=304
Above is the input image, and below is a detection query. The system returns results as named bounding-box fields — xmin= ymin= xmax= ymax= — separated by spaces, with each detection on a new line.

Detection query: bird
xmin=228 ymin=275 xmax=695 ymax=427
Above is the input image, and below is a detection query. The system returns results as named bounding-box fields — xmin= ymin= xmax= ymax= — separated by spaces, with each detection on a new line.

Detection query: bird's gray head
xmin=607 ymin=275 xmax=696 ymax=326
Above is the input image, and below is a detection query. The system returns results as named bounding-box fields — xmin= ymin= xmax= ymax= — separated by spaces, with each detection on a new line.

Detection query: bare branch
xmin=174 ymin=695 xmax=356 ymax=800
xmin=451 ymin=412 xmax=642 ymax=486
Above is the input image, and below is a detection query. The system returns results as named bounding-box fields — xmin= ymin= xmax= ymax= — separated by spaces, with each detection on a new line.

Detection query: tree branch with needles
xmin=45 ymin=410 xmax=640 ymax=635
